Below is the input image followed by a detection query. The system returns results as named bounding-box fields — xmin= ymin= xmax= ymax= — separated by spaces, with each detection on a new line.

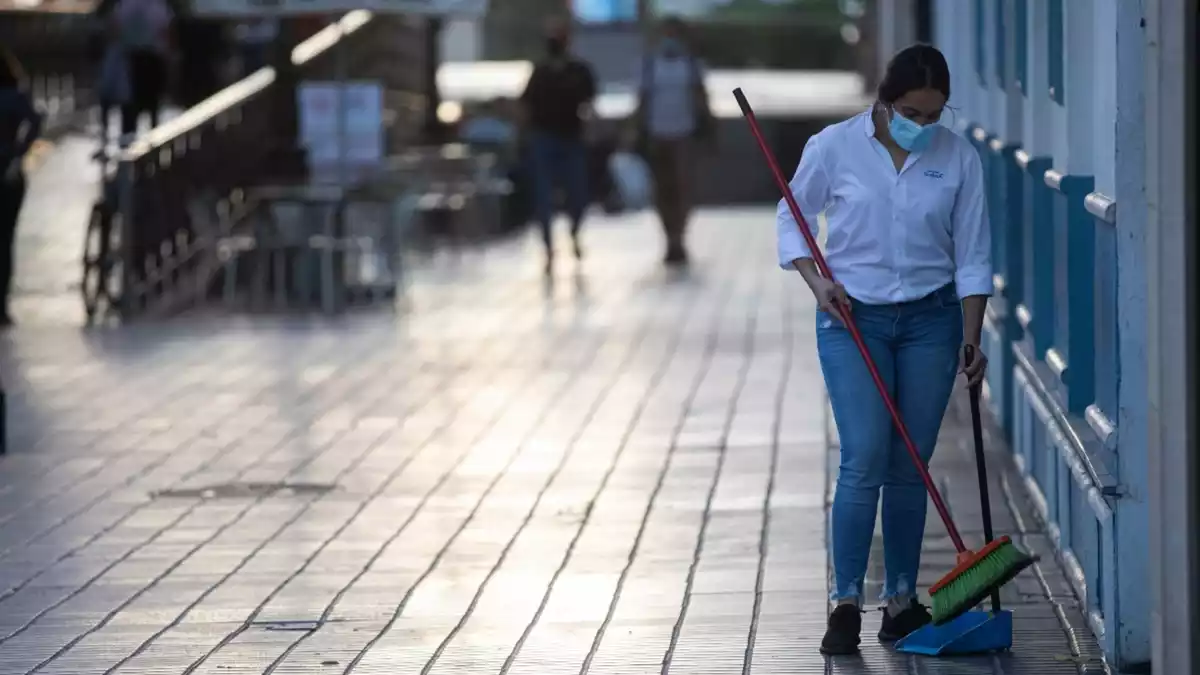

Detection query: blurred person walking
xmin=518 ymin=18 xmax=598 ymax=274
xmin=90 ymin=0 xmax=129 ymax=159
xmin=629 ymin=16 xmax=714 ymax=267
xmin=0 ymin=50 xmax=43 ymax=326
xmin=111 ymin=0 xmax=175 ymax=142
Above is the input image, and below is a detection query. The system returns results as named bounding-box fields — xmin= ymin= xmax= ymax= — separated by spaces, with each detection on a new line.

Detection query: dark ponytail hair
xmin=877 ymin=43 xmax=951 ymax=105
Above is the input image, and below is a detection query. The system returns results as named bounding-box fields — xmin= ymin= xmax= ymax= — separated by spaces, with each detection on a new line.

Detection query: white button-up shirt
xmin=776 ymin=109 xmax=993 ymax=305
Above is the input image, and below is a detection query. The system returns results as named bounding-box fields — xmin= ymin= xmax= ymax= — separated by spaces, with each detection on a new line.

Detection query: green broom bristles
xmin=928 ymin=536 xmax=1037 ymax=625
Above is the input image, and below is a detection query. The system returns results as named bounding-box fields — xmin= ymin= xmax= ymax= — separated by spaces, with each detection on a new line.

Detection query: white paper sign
xmin=297 ymin=80 xmax=384 ymax=177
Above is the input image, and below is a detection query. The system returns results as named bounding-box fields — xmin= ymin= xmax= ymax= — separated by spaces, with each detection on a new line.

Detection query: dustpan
xmin=896 ymin=347 xmax=1013 ymax=656
xmin=894 ymin=609 xmax=1012 ymax=655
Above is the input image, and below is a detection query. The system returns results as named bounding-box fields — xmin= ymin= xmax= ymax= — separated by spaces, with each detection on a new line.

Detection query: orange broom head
xmin=928 ymin=536 xmax=1038 ymax=625
xmin=929 ymin=538 xmax=1014 ymax=595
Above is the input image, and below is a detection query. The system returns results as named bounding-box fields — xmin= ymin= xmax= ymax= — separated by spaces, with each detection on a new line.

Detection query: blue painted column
xmin=1044 ymin=170 xmax=1095 ymax=413
xmin=969 ymin=127 xmax=1009 ymax=432
xmin=969 ymin=123 xmax=1024 ymax=439
xmin=1015 ymin=151 xmax=1053 ymax=359
xmin=993 ymin=134 xmax=1025 ymax=359
xmin=1110 ymin=0 xmax=1151 ymax=666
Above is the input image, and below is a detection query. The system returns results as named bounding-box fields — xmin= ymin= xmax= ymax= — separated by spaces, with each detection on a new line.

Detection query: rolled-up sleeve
xmin=776 ymin=133 xmax=831 ymax=269
xmin=951 ymin=148 xmax=994 ymax=298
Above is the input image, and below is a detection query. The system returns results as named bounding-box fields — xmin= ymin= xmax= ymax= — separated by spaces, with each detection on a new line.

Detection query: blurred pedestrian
xmin=111 ymin=0 xmax=175 ymax=142
xmin=629 ymin=16 xmax=714 ymax=267
xmin=0 ymin=49 xmax=43 ymax=326
xmin=518 ymin=17 xmax=598 ymax=274
xmin=90 ymin=0 xmax=128 ymax=159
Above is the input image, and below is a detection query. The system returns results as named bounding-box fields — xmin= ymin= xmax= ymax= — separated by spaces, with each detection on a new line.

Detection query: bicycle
xmin=80 ymin=151 xmax=126 ymax=321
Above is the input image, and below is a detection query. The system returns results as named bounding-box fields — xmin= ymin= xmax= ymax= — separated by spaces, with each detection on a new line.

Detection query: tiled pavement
xmin=0 ymin=204 xmax=1110 ymax=674
xmin=9 ymin=133 xmax=99 ymax=327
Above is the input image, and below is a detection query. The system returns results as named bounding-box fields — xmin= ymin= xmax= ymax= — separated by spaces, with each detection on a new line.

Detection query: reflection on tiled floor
xmin=0 ymin=208 xmax=1107 ymax=673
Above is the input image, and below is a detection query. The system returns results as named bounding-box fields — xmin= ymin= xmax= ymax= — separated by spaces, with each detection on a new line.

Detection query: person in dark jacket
xmin=518 ymin=17 xmax=598 ymax=274
xmin=91 ymin=0 xmax=127 ymax=158
xmin=0 ymin=49 xmax=43 ymax=326
xmin=111 ymin=0 xmax=175 ymax=140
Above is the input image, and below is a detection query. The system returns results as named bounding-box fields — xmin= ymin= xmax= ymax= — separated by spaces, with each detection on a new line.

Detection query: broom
xmin=732 ymin=88 xmax=1035 ymax=625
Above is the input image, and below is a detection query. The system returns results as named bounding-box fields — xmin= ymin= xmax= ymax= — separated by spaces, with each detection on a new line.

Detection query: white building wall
xmin=1059 ymin=0 xmax=1094 ymax=175
xmin=973 ymin=0 xmax=996 ymax=133
xmin=1144 ymin=0 xmax=1198 ymax=669
xmin=1090 ymin=0 xmax=1118 ymax=195
xmin=1112 ymin=0 xmax=1151 ymax=665
xmin=441 ymin=19 xmax=481 ymax=62
xmin=1001 ymin=0 xmax=1022 ymax=144
xmin=937 ymin=0 xmax=1112 ymax=179
xmin=875 ymin=0 xmax=916 ymax=78
xmin=925 ymin=0 xmax=1165 ymax=669
xmin=1021 ymin=0 xmax=1051 ymax=157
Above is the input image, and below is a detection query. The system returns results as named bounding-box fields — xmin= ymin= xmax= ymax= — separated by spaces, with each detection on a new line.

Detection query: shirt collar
xmin=861 ymin=105 xmax=879 ymax=137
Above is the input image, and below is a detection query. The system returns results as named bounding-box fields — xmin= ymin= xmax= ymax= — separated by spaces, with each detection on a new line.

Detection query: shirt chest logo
xmin=923 ymin=169 xmax=944 ymax=179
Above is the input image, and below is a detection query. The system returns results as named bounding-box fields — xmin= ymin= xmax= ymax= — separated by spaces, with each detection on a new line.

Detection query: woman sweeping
xmin=776 ymin=44 xmax=992 ymax=655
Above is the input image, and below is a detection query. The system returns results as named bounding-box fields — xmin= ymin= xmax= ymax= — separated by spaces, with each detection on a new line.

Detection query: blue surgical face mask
xmin=888 ymin=107 xmax=937 ymax=152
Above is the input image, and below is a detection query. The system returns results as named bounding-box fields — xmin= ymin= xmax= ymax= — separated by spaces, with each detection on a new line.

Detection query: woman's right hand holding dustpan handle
xmin=960 ymin=343 xmax=988 ymax=389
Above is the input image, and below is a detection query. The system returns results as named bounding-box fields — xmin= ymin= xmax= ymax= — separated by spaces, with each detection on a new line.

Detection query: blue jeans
xmin=527 ymin=131 xmax=589 ymax=243
xmin=818 ymin=283 xmax=963 ymax=604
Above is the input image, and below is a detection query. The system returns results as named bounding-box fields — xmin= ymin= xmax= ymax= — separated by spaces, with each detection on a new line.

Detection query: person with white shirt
xmin=630 ymin=16 xmax=713 ymax=266
xmin=776 ymin=44 xmax=992 ymax=655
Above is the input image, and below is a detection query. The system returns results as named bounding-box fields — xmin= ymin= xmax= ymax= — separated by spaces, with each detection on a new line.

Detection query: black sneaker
xmin=820 ymin=604 xmax=862 ymax=655
xmin=878 ymin=599 xmax=932 ymax=642
xmin=663 ymin=244 xmax=689 ymax=267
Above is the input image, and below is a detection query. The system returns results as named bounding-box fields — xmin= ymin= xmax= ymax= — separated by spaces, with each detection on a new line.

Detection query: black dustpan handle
xmin=964 ymin=344 xmax=1002 ymax=613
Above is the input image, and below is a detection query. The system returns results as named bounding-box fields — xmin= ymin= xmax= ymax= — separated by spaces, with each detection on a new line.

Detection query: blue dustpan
xmin=894 ymin=609 xmax=1012 ymax=655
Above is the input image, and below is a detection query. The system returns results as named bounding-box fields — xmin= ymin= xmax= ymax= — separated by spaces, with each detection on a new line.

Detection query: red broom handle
xmin=732 ymin=88 xmax=967 ymax=553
